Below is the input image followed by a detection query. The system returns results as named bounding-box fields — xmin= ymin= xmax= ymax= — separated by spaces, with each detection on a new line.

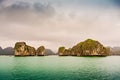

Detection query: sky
xmin=0 ymin=0 xmax=120 ymax=52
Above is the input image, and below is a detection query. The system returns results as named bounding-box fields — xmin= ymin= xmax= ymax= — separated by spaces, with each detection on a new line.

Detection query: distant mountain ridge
xmin=45 ymin=49 xmax=56 ymax=56
xmin=0 ymin=47 xmax=14 ymax=55
xmin=109 ymin=47 xmax=120 ymax=55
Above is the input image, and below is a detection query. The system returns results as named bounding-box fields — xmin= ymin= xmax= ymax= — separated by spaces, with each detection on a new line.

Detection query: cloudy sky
xmin=0 ymin=0 xmax=120 ymax=52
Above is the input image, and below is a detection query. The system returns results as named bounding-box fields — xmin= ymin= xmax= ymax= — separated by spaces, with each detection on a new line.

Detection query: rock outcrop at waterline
xmin=36 ymin=46 xmax=45 ymax=56
xmin=14 ymin=42 xmax=36 ymax=56
xmin=58 ymin=39 xmax=110 ymax=56
xmin=14 ymin=42 xmax=51 ymax=56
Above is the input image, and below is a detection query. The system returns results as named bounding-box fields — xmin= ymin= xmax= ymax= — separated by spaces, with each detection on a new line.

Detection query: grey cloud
xmin=0 ymin=1 xmax=55 ymax=18
xmin=0 ymin=0 xmax=56 ymax=42
xmin=0 ymin=1 xmax=55 ymax=29
xmin=0 ymin=0 xmax=3 ymax=3
xmin=33 ymin=2 xmax=55 ymax=16
xmin=112 ymin=0 xmax=120 ymax=7
xmin=10 ymin=1 xmax=30 ymax=10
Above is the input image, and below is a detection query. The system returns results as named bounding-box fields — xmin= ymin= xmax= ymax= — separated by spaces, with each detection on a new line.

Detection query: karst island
xmin=14 ymin=39 xmax=110 ymax=57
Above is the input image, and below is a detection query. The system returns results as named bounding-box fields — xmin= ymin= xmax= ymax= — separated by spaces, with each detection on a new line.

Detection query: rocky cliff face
xmin=27 ymin=46 xmax=36 ymax=56
xmin=14 ymin=42 xmax=36 ymax=56
xmin=58 ymin=39 xmax=110 ymax=56
xmin=58 ymin=47 xmax=65 ymax=56
xmin=37 ymin=46 xmax=45 ymax=56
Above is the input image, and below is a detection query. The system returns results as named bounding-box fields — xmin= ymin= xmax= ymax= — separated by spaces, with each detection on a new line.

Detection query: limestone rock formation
xmin=72 ymin=39 xmax=110 ymax=56
xmin=27 ymin=46 xmax=36 ymax=56
xmin=58 ymin=47 xmax=65 ymax=56
xmin=58 ymin=39 xmax=110 ymax=56
xmin=14 ymin=42 xmax=36 ymax=56
xmin=37 ymin=46 xmax=45 ymax=56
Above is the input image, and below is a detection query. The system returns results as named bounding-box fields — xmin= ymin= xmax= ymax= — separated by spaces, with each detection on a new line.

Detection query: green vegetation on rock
xmin=14 ymin=42 xmax=36 ymax=56
xmin=58 ymin=39 xmax=110 ymax=56
xmin=37 ymin=46 xmax=45 ymax=56
xmin=58 ymin=47 xmax=65 ymax=56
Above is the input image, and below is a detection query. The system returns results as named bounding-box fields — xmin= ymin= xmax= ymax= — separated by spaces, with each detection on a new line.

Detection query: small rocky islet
xmin=14 ymin=42 xmax=45 ymax=56
xmin=14 ymin=39 xmax=110 ymax=56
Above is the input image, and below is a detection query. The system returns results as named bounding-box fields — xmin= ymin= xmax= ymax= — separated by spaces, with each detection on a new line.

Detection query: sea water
xmin=0 ymin=56 xmax=120 ymax=80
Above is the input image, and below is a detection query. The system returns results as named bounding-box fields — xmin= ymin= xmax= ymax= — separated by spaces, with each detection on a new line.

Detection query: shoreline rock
xmin=14 ymin=42 xmax=36 ymax=56
xmin=36 ymin=46 xmax=45 ymax=56
xmin=58 ymin=39 xmax=110 ymax=56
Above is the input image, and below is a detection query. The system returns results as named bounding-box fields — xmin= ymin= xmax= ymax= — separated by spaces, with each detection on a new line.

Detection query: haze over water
xmin=0 ymin=56 xmax=120 ymax=80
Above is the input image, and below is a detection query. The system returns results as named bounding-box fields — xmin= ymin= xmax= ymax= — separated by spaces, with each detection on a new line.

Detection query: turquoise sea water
xmin=0 ymin=56 xmax=120 ymax=80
